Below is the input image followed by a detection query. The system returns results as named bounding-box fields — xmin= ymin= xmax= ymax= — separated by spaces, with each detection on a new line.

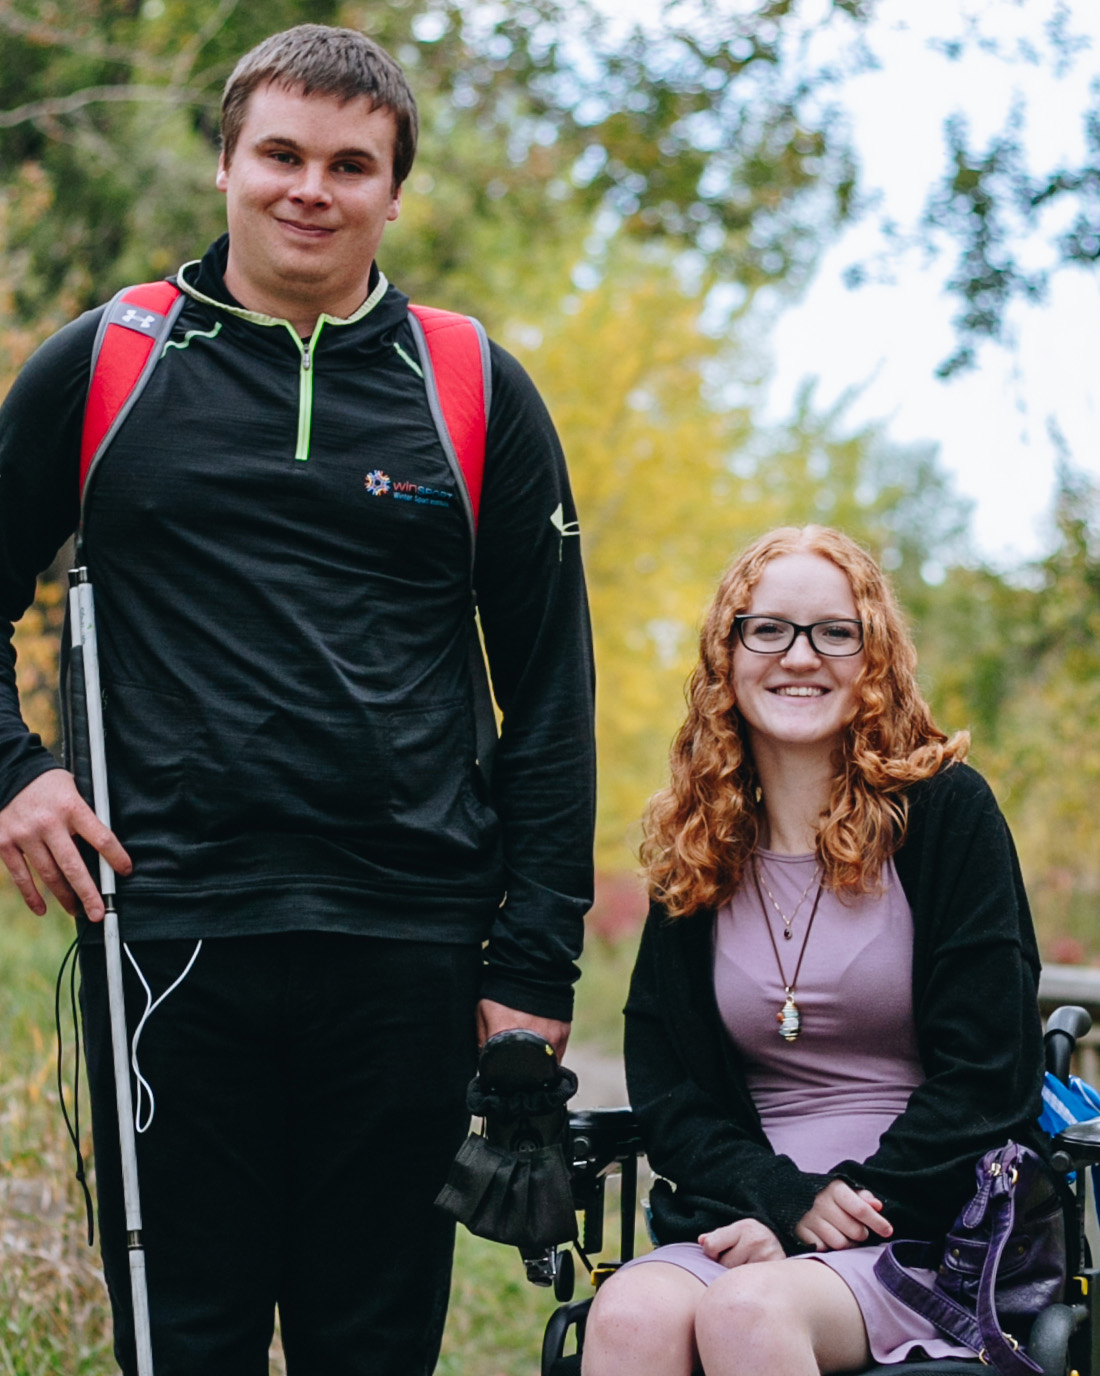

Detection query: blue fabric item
xmin=1039 ymin=1071 xmax=1100 ymax=1208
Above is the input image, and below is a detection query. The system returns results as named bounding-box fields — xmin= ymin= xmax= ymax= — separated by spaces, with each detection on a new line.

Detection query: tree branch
xmin=170 ymin=0 xmax=242 ymax=88
xmin=0 ymin=85 xmax=215 ymax=130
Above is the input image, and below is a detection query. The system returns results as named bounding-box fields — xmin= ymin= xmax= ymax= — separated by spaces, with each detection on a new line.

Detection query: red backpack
xmin=78 ymin=280 xmax=498 ymax=769
xmin=80 ymin=281 xmax=489 ymax=526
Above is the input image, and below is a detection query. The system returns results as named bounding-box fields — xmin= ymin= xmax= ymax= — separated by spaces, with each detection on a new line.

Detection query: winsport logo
xmin=362 ymin=469 xmax=456 ymax=510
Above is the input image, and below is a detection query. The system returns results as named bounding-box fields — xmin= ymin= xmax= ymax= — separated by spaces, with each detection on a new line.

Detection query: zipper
xmin=293 ymin=320 xmax=324 ymax=461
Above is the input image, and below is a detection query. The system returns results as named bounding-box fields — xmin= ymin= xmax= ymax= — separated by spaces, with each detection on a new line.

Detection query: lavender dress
xmin=623 ymin=850 xmax=973 ymax=1364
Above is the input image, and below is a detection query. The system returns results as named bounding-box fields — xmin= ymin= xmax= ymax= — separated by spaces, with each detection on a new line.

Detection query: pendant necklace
xmin=755 ymin=860 xmax=820 ymax=940
xmin=751 ymin=861 xmax=824 ymax=1043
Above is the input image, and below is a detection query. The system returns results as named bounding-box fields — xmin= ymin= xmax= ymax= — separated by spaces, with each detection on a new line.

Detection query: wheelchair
xmin=520 ymin=1005 xmax=1100 ymax=1376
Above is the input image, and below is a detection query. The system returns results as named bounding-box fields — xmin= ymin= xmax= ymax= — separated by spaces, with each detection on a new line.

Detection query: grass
xmin=440 ymin=1230 xmax=568 ymax=1375
xmin=0 ymin=882 xmax=640 ymax=1375
xmin=0 ymin=897 xmax=114 ymax=1374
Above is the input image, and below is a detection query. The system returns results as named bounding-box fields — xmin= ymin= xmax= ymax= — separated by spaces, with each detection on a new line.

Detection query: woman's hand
xmin=698 ymin=1218 xmax=786 ymax=1268
xmin=795 ymin=1180 xmax=893 ymax=1252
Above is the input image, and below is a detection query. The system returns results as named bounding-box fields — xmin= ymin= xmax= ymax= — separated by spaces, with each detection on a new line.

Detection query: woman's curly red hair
xmin=641 ymin=526 xmax=968 ymax=916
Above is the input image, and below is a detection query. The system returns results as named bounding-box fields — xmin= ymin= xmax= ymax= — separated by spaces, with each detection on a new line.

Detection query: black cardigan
xmin=624 ymin=762 xmax=1046 ymax=1253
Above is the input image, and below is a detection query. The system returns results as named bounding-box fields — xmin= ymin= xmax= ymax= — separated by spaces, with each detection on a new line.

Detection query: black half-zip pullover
xmin=0 ymin=236 xmax=595 ymax=1019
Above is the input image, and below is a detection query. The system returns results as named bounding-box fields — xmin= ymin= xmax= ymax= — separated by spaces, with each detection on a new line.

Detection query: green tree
xmin=0 ymin=0 xmax=869 ymax=334
xmin=975 ymin=467 xmax=1100 ymax=957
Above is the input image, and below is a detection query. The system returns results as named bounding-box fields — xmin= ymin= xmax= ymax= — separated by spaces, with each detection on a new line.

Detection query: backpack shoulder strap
xmin=80 ymin=280 xmax=187 ymax=507
xmin=406 ymin=303 xmax=497 ymax=778
xmin=407 ymin=304 xmax=491 ymax=538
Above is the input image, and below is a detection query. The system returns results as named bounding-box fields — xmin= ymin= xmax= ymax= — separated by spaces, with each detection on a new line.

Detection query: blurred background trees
xmin=3 ymin=0 xmax=1100 ymax=960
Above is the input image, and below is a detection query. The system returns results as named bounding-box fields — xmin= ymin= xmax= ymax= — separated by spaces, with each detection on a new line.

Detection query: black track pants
xmin=80 ymin=930 xmax=480 ymax=1376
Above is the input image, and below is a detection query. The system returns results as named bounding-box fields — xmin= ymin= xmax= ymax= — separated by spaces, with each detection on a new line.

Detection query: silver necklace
xmin=754 ymin=859 xmax=820 ymax=940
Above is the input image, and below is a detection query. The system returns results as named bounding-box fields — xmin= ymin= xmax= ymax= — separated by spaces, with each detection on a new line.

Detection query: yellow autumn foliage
xmin=506 ymin=255 xmax=763 ymax=869
xmin=0 ymin=163 xmax=90 ymax=402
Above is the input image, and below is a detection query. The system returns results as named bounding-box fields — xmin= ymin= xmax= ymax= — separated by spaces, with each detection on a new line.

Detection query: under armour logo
xmin=112 ymin=302 xmax=165 ymax=336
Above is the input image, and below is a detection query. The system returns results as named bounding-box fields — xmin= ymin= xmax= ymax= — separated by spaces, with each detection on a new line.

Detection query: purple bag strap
xmin=874 ymin=1171 xmax=1042 ymax=1376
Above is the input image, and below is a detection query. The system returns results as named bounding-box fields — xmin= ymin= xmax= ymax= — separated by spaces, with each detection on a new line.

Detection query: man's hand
xmin=0 ymin=771 xmax=132 ymax=921
xmin=476 ymin=997 xmax=570 ymax=1061
xmin=795 ymin=1179 xmax=893 ymax=1252
xmin=698 ymin=1218 xmax=786 ymax=1268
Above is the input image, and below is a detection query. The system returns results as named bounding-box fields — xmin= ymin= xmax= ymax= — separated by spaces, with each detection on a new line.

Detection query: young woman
xmin=583 ymin=526 xmax=1046 ymax=1376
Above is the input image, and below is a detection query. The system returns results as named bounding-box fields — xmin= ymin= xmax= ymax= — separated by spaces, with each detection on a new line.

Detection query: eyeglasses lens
xmin=738 ymin=618 xmax=862 ymax=656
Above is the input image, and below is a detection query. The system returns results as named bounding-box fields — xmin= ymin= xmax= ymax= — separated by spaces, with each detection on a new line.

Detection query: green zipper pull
xmin=296 ymin=339 xmax=314 ymax=461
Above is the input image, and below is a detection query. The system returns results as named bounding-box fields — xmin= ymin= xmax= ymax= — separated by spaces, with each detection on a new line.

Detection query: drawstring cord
xmin=54 ymin=929 xmax=204 ymax=1251
xmin=124 ymin=939 xmax=203 ymax=1133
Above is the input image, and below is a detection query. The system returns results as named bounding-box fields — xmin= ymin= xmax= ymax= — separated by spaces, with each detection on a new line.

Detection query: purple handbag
xmin=874 ymin=1141 xmax=1066 ymax=1376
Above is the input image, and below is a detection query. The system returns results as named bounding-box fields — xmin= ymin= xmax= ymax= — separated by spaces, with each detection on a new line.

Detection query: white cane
xmin=69 ymin=566 xmax=155 ymax=1376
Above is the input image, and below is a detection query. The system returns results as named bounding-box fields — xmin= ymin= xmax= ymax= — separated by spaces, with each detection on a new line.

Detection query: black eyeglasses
xmin=733 ymin=615 xmax=864 ymax=657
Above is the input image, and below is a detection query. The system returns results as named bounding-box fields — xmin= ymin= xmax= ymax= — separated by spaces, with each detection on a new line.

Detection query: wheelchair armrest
xmin=542 ymin=1297 xmax=592 ymax=1376
xmin=1026 ymin=1302 xmax=1088 ymax=1376
xmin=1052 ymin=1117 xmax=1100 ymax=1172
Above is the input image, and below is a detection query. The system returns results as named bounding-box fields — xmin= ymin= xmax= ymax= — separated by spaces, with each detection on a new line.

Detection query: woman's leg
xmin=582 ymin=1261 xmax=706 ymax=1376
xmin=695 ymin=1258 xmax=871 ymax=1376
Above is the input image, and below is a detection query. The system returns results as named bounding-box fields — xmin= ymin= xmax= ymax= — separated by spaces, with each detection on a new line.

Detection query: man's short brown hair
xmin=221 ymin=25 xmax=418 ymax=187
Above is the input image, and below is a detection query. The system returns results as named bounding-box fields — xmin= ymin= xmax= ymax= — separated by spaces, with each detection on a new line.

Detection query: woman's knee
xmin=588 ymin=1263 xmax=701 ymax=1336
xmin=695 ymin=1259 xmax=870 ymax=1376
xmin=695 ymin=1261 xmax=799 ymax=1346
xmin=583 ymin=1263 xmax=703 ymax=1376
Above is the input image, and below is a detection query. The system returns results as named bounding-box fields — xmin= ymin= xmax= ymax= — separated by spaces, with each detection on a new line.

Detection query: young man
xmin=0 ymin=25 xmax=594 ymax=1376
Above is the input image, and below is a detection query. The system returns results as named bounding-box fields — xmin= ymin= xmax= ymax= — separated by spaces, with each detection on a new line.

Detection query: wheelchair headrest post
xmin=1045 ymin=1006 xmax=1092 ymax=1086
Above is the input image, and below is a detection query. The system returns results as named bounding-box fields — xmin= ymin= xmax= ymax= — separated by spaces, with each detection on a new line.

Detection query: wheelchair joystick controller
xmin=479 ymin=1029 xmax=570 ymax=1158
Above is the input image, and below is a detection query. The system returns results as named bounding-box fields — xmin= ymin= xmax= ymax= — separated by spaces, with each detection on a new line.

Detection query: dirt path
xmin=567 ymin=1044 xmax=627 ymax=1108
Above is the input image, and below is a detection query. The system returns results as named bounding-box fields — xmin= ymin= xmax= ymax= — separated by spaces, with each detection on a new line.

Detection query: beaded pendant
xmin=777 ymin=992 xmax=802 ymax=1042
